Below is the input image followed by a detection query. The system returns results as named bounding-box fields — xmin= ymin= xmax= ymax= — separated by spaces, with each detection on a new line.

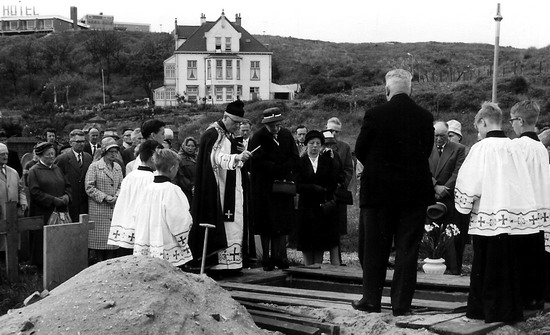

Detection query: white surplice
xmin=455 ymin=136 xmax=539 ymax=236
xmin=133 ymin=179 xmax=193 ymax=266
xmin=108 ymin=167 xmax=154 ymax=248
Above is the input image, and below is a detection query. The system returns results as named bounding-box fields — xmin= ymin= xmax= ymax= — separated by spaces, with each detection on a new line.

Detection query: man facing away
xmin=189 ymin=100 xmax=252 ymax=272
xmin=354 ymin=69 xmax=434 ymax=316
xmin=55 ymin=129 xmax=93 ymax=222
xmin=428 ymin=121 xmax=466 ymax=274
xmin=508 ymin=100 xmax=550 ymax=310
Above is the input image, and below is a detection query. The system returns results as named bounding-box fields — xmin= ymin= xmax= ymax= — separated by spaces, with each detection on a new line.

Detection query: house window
xmin=155 ymin=90 xmax=165 ymax=100
xmin=250 ymin=87 xmax=259 ymax=100
xmin=250 ymin=87 xmax=259 ymax=93
xmin=207 ymin=60 xmax=211 ymax=80
xmin=216 ymin=60 xmax=223 ymax=80
xmin=166 ymin=87 xmax=176 ymax=100
xmin=225 ymin=37 xmax=231 ymax=51
xmin=165 ymin=64 xmax=175 ymax=78
xmin=44 ymin=20 xmax=53 ymax=28
xmin=186 ymin=86 xmax=199 ymax=102
xmin=226 ymin=60 xmax=232 ymax=80
xmin=27 ymin=20 xmax=35 ymax=29
xmin=226 ymin=87 xmax=233 ymax=101
xmin=187 ymin=60 xmax=197 ymax=80
xmin=215 ymin=87 xmax=223 ymax=101
xmin=250 ymin=61 xmax=260 ymax=81
xmin=237 ymin=85 xmax=242 ymax=99
xmin=215 ymin=37 xmax=222 ymax=51
xmin=206 ymin=86 xmax=212 ymax=100
xmin=236 ymin=60 xmax=240 ymax=80
xmin=10 ymin=21 xmax=17 ymax=30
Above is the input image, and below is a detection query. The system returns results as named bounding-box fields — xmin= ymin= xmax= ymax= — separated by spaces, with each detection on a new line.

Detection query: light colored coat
xmin=85 ymin=158 xmax=123 ymax=249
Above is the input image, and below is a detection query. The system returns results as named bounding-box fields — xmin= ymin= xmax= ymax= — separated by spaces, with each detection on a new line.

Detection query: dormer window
xmin=225 ymin=37 xmax=231 ymax=51
xmin=215 ymin=37 xmax=222 ymax=51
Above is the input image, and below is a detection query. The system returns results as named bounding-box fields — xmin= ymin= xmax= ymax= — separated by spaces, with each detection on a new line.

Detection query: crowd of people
xmin=1 ymin=68 xmax=550 ymax=324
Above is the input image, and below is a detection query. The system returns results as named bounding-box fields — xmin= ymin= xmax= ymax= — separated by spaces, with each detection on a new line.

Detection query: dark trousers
xmin=358 ymin=205 xmax=426 ymax=314
xmin=513 ymin=232 xmax=545 ymax=306
xmin=467 ymin=235 xmax=523 ymax=323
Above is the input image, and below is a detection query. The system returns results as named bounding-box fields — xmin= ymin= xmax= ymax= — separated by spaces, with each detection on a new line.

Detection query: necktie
xmin=92 ymin=145 xmax=96 ymax=156
xmin=437 ymin=146 xmax=443 ymax=156
xmin=1 ymin=166 xmax=5 ymax=176
xmin=77 ymin=153 xmax=82 ymax=167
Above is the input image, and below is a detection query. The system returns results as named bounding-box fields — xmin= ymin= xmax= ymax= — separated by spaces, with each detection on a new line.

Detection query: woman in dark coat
xmin=296 ymin=130 xmax=338 ymax=266
xmin=175 ymin=137 xmax=198 ymax=204
xmin=249 ymin=107 xmax=299 ymax=271
xmin=28 ymin=142 xmax=72 ymax=266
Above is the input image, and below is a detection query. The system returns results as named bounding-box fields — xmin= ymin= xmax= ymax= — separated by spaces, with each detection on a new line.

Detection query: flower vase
xmin=422 ymin=258 xmax=446 ymax=275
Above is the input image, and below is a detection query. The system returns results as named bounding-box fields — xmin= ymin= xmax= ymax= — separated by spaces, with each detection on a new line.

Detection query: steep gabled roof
xmin=175 ymin=25 xmax=200 ymax=39
xmin=175 ymin=16 xmax=269 ymax=53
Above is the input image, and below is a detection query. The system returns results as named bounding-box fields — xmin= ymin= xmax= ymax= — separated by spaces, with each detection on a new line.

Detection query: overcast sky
xmin=4 ymin=0 xmax=550 ymax=49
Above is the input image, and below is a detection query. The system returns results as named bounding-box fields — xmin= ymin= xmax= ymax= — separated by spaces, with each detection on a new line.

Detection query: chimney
xmin=235 ymin=13 xmax=241 ymax=26
xmin=70 ymin=6 xmax=78 ymax=30
xmin=200 ymin=13 xmax=206 ymax=25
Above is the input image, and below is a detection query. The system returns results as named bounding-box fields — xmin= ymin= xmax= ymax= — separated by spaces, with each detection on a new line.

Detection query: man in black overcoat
xmin=354 ymin=69 xmax=434 ymax=316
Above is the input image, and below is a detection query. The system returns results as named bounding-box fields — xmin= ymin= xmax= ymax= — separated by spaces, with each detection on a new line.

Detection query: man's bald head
xmin=0 ymin=143 xmax=8 ymax=165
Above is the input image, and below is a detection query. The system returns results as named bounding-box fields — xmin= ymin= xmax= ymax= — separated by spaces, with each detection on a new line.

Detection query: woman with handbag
xmin=296 ymin=130 xmax=338 ymax=266
xmin=28 ymin=142 xmax=72 ymax=267
xmin=249 ymin=107 xmax=299 ymax=271
xmin=85 ymin=137 xmax=123 ymax=264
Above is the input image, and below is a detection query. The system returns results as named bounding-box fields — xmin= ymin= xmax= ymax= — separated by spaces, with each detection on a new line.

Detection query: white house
xmin=154 ymin=12 xmax=284 ymax=107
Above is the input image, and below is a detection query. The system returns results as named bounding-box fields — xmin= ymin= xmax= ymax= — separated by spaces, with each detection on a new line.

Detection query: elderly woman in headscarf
xmin=28 ymin=141 xmax=72 ymax=266
xmin=85 ymin=137 xmax=123 ymax=263
xmin=175 ymin=137 xmax=198 ymax=204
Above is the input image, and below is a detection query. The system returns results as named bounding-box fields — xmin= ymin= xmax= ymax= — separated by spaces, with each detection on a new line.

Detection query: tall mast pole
xmin=492 ymin=3 xmax=503 ymax=103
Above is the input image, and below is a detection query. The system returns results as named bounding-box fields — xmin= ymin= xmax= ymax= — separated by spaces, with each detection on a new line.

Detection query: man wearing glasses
xmin=325 ymin=117 xmax=354 ymax=265
xmin=455 ymin=102 xmax=538 ymax=323
xmin=55 ymin=129 xmax=93 ymax=222
xmin=189 ymin=100 xmax=252 ymax=273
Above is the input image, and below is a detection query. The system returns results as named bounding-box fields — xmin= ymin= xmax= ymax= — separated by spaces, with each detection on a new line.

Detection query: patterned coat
xmin=85 ymin=158 xmax=123 ymax=249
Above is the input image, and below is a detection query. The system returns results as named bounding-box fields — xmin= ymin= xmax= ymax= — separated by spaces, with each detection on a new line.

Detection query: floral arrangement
xmin=420 ymin=222 xmax=460 ymax=259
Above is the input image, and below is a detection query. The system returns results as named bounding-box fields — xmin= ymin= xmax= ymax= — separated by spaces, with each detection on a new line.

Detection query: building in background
xmin=114 ymin=22 xmax=150 ymax=32
xmin=0 ymin=6 xmax=88 ymax=35
xmin=154 ymin=11 xmax=295 ymax=106
xmin=79 ymin=13 xmax=114 ymax=30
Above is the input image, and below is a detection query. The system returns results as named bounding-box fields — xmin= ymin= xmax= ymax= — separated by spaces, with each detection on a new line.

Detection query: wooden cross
xmin=0 ymin=201 xmax=43 ymax=283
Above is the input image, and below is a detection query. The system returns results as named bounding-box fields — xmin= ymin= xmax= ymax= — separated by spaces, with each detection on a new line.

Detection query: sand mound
xmin=0 ymin=256 xmax=270 ymax=335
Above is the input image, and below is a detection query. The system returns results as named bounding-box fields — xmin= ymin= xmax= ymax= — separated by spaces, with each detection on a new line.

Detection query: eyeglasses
xmin=329 ymin=129 xmax=340 ymax=134
xmin=72 ymin=140 xmax=85 ymax=143
xmin=509 ymin=117 xmax=521 ymax=124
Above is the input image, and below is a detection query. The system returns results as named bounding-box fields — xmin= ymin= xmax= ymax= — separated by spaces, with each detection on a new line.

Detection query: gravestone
xmin=43 ymin=214 xmax=94 ymax=290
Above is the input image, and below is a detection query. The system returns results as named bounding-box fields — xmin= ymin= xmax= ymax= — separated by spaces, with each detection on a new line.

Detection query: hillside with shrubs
xmin=0 ymin=30 xmax=549 ymax=147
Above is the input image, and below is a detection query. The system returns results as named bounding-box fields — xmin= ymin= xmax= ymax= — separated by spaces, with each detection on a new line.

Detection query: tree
xmin=126 ymin=33 xmax=173 ymax=101
xmin=85 ymin=30 xmax=125 ymax=84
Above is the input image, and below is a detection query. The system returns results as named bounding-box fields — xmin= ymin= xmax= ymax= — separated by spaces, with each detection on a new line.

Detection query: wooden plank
xmin=231 ymin=291 xmax=355 ymax=310
xmin=395 ymin=313 xmax=464 ymax=329
xmin=238 ymin=301 xmax=313 ymax=319
xmin=429 ymin=316 xmax=503 ymax=335
xmin=249 ymin=310 xmax=339 ymax=335
xmin=221 ymin=282 xmax=465 ymax=311
xmin=43 ymin=216 xmax=94 ymax=290
xmin=285 ymin=266 xmax=470 ymax=290
xmin=252 ymin=315 xmax=321 ymax=335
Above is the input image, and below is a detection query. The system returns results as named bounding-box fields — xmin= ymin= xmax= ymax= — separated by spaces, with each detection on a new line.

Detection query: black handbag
xmin=272 ymin=180 xmax=297 ymax=196
xmin=334 ymin=187 xmax=353 ymax=205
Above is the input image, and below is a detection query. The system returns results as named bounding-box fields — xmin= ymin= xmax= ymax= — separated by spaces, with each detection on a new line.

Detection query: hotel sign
xmin=2 ymin=4 xmax=38 ymax=17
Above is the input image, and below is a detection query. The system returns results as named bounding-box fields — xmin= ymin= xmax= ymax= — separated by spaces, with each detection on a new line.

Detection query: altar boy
xmin=133 ymin=149 xmax=193 ymax=267
xmin=455 ymin=102 xmax=537 ymax=323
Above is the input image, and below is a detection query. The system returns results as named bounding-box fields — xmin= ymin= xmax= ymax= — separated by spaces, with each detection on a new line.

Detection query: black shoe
xmin=262 ymin=259 xmax=274 ymax=271
xmin=524 ymin=299 xmax=545 ymax=310
xmin=351 ymin=299 xmax=381 ymax=313
xmin=273 ymin=258 xmax=290 ymax=270
xmin=393 ymin=309 xmax=413 ymax=316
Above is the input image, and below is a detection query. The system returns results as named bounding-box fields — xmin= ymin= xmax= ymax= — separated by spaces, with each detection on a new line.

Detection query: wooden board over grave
xmin=43 ymin=214 xmax=94 ymax=290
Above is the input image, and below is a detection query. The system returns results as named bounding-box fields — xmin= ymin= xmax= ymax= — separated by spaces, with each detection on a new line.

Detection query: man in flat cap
xmin=189 ymin=100 xmax=252 ymax=272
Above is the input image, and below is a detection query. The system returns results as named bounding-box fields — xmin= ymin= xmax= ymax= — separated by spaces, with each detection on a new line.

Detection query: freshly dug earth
xmin=0 ymin=256 xmax=271 ymax=335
